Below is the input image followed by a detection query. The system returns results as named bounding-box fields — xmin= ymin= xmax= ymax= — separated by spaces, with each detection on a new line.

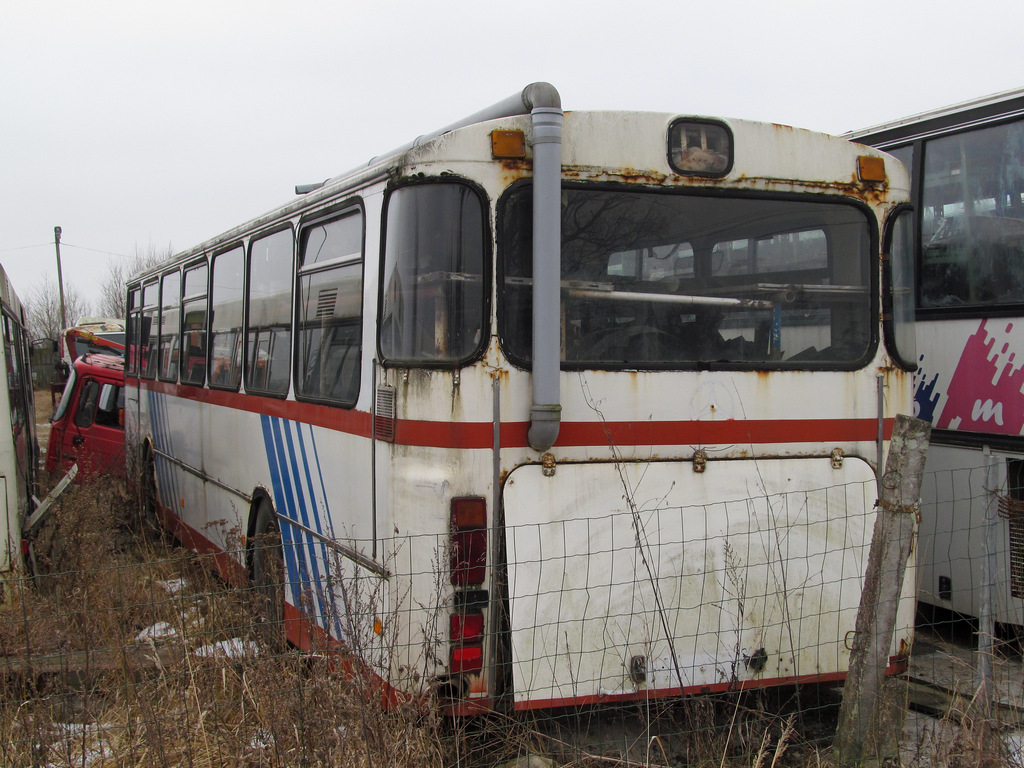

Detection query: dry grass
xmin=0 ymin=471 xmax=451 ymax=768
xmin=3 ymin=432 xmax=1022 ymax=766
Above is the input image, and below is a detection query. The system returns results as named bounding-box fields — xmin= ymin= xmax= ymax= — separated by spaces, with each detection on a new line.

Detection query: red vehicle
xmin=47 ymin=353 xmax=126 ymax=482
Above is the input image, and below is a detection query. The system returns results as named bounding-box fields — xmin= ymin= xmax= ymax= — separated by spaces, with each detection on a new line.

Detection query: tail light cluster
xmin=450 ymin=497 xmax=486 ymax=678
xmin=450 ymin=612 xmax=484 ymax=675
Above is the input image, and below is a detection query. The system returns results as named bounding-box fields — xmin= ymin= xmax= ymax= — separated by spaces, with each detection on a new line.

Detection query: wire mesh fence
xmin=1 ymin=462 xmax=1023 ymax=767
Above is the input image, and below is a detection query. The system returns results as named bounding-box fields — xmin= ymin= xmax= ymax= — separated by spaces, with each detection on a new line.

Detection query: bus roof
xmin=845 ymin=86 xmax=1024 ymax=148
xmin=0 ymin=264 xmax=25 ymax=323
xmin=132 ymin=94 xmax=905 ymax=284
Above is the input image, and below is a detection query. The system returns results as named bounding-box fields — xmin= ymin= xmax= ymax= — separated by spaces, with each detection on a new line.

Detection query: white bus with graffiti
xmin=850 ymin=88 xmax=1024 ymax=627
xmin=0 ymin=265 xmax=37 ymax=579
xmin=126 ymin=83 xmax=915 ymax=712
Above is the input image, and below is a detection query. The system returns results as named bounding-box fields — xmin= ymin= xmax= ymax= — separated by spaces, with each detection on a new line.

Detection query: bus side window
xmin=140 ymin=281 xmax=159 ymax=380
xmin=210 ymin=247 xmax=244 ymax=390
xmin=920 ymin=119 xmax=1024 ymax=308
xmin=296 ymin=208 xmax=363 ymax=405
xmin=246 ymin=229 xmax=293 ymax=395
xmin=181 ymin=260 xmax=209 ymax=387
xmin=159 ymin=270 xmax=181 ymax=382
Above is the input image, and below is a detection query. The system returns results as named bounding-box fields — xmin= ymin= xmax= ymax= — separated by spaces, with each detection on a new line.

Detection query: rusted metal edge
xmin=24 ymin=463 xmax=78 ymax=534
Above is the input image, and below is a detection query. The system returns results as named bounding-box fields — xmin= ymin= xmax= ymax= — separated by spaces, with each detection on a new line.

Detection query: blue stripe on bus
xmin=272 ymin=418 xmax=317 ymax=618
xmin=305 ymin=433 xmax=337 ymax=539
xmin=261 ymin=414 xmax=303 ymax=611
xmin=280 ymin=420 xmax=331 ymax=628
xmin=293 ymin=423 xmax=344 ymax=639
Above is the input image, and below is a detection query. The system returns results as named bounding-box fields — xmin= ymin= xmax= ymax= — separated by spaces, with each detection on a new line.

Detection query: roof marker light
xmin=858 ymin=156 xmax=887 ymax=183
xmin=491 ymin=129 xmax=526 ymax=159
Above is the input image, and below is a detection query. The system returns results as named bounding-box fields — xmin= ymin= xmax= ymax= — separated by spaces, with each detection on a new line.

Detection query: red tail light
xmin=450 ymin=612 xmax=484 ymax=641
xmin=450 ymin=611 xmax=484 ymax=675
xmin=450 ymin=497 xmax=486 ymax=586
xmin=451 ymin=645 xmax=483 ymax=675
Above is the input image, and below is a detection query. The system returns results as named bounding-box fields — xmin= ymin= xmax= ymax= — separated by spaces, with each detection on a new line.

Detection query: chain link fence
xmin=1 ymin=463 xmax=1022 ymax=767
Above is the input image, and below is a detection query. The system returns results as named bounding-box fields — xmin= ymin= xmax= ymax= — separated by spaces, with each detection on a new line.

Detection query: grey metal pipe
xmin=309 ymin=82 xmax=566 ymax=450
xmin=527 ymin=103 xmax=563 ymax=451
xmin=368 ymin=82 xmax=562 ymax=166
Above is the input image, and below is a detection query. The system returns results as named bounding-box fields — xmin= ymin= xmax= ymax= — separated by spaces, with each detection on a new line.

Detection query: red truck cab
xmin=46 ymin=353 xmax=126 ymax=482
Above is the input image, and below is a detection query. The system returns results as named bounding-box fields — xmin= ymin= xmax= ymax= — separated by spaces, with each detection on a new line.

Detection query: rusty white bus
xmin=126 ymin=83 xmax=916 ymax=713
xmin=850 ymin=88 xmax=1024 ymax=627
xmin=0 ymin=265 xmax=37 ymax=580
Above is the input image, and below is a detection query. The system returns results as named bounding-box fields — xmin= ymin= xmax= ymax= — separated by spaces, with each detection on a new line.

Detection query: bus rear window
xmin=379 ymin=183 xmax=487 ymax=365
xmin=500 ymin=187 xmax=873 ymax=369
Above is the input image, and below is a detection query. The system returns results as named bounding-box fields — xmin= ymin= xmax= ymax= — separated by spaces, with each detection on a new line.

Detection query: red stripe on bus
xmin=512 ymin=658 xmax=908 ymax=711
xmin=131 ymin=381 xmax=893 ymax=449
xmin=402 ymin=417 xmax=894 ymax=448
xmin=139 ymin=379 xmax=373 ymax=435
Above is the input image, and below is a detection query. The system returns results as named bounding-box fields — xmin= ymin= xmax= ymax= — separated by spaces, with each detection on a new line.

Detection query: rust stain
xmin=498 ymin=158 xmax=531 ymax=187
xmin=557 ymin=164 xmax=891 ymax=205
xmin=487 ymin=367 xmax=509 ymax=383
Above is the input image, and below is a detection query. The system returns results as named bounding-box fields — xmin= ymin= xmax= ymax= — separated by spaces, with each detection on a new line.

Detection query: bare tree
xmin=96 ymin=242 xmax=174 ymax=318
xmin=26 ymin=274 xmax=92 ymax=343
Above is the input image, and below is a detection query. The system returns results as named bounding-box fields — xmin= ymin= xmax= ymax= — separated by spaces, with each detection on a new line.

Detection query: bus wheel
xmin=251 ymin=498 xmax=286 ymax=650
xmin=138 ymin=452 xmax=160 ymax=534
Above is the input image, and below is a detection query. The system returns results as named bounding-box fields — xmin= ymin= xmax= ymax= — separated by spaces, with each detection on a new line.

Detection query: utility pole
xmin=54 ymin=226 xmax=67 ymax=331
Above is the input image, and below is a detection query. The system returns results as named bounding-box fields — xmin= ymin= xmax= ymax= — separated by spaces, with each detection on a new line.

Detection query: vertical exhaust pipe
xmin=361 ymin=82 xmax=563 ymax=451
xmin=523 ymin=86 xmax=562 ymax=452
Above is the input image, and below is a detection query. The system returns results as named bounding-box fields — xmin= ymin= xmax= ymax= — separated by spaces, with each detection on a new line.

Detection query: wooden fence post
xmin=834 ymin=414 xmax=931 ymax=765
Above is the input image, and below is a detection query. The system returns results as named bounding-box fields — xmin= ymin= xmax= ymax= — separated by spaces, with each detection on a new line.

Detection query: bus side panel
xmin=916 ymin=317 xmax=1024 ymax=438
xmin=146 ymin=389 xmax=219 ymax=554
xmin=0 ymin=318 xmax=34 ymax=575
xmin=144 ymin=390 xmax=387 ymax=654
xmin=918 ymin=445 xmax=1024 ymax=625
xmin=0 ymin=339 xmax=15 ymax=572
xmin=503 ymin=458 xmax=914 ymax=709
xmin=914 ymin=317 xmax=1024 ymax=624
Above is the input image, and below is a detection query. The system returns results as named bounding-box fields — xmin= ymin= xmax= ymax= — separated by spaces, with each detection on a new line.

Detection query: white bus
xmin=126 ymin=83 xmax=916 ymax=713
xmin=850 ymin=88 xmax=1024 ymax=627
xmin=0 ymin=265 xmax=37 ymax=578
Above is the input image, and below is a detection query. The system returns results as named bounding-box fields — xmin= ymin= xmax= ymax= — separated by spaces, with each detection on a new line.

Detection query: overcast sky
xmin=3 ymin=0 xmax=1023 ymax=323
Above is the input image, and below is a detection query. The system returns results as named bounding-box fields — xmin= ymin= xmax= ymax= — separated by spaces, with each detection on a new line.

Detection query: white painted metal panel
xmin=504 ymin=458 xmax=913 ymax=706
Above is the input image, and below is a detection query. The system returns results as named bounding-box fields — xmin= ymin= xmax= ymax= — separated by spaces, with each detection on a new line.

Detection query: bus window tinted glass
xmin=210 ymin=248 xmax=244 ymax=390
xmin=921 ymin=120 xmax=1024 ymax=308
xmin=380 ymin=184 xmax=486 ymax=364
xmin=181 ymin=262 xmax=208 ymax=386
xmin=127 ymin=286 xmax=142 ymax=375
xmin=158 ymin=271 xmax=180 ymax=381
xmin=246 ymin=229 xmax=293 ymax=395
xmin=296 ymin=210 xmax=363 ymax=405
xmin=140 ymin=281 xmax=159 ymax=379
xmin=501 ymin=187 xmax=872 ymax=369
xmin=888 ymin=208 xmax=916 ymax=367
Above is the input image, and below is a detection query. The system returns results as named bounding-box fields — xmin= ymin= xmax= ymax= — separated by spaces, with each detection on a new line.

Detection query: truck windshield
xmin=500 ymin=186 xmax=873 ymax=369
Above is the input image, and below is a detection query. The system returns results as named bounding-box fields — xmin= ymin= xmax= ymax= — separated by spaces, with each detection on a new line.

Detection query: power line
xmin=0 ymin=243 xmax=50 ymax=254
xmin=61 ymin=242 xmax=133 ymax=259
xmin=1 ymin=241 xmax=137 ymax=259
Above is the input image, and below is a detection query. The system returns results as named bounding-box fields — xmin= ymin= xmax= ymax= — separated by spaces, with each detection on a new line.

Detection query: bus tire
xmin=251 ymin=497 xmax=287 ymax=650
xmin=138 ymin=449 xmax=161 ymax=534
